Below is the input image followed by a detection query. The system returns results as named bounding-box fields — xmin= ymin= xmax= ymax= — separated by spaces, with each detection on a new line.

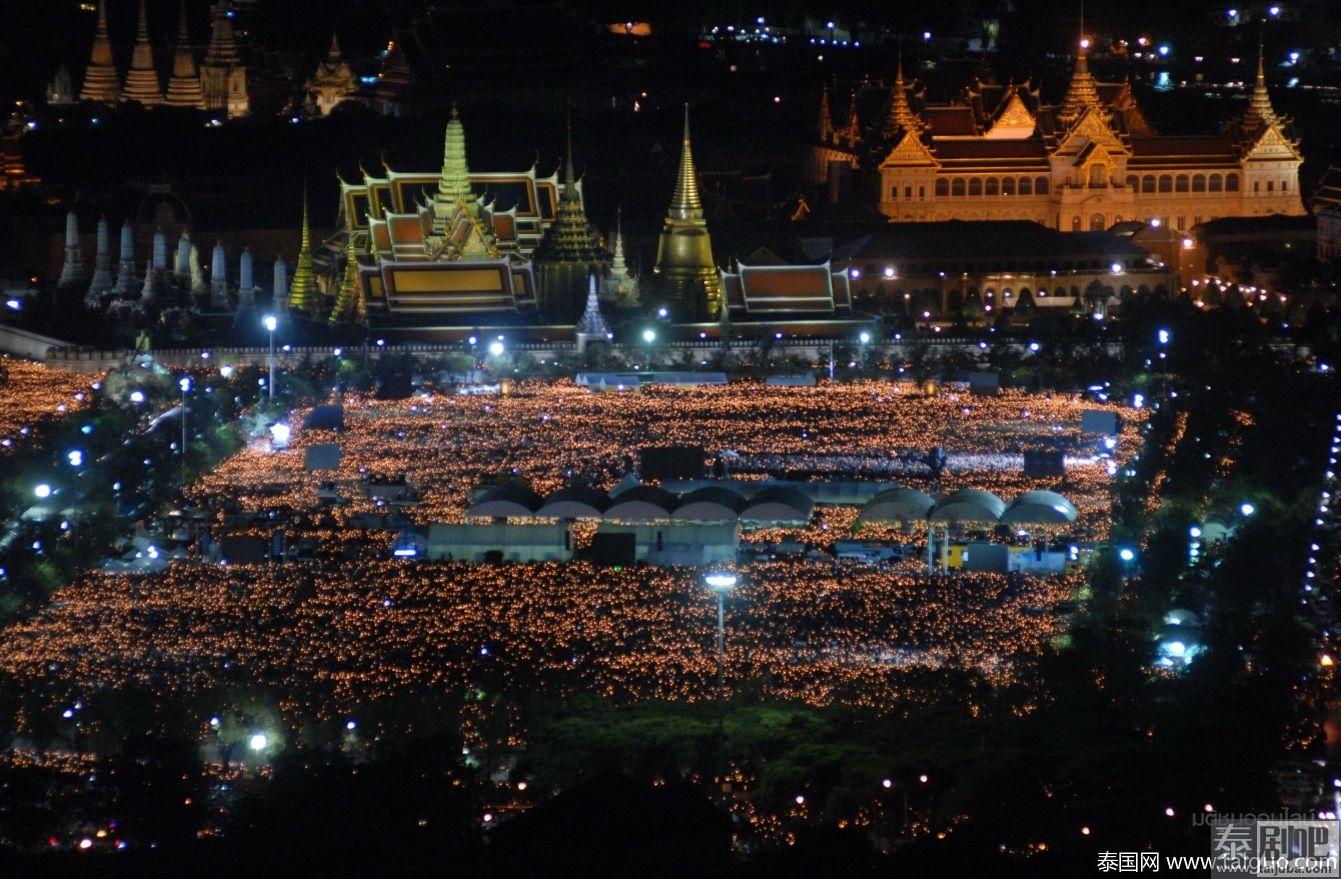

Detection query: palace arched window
xmin=1142 ymin=175 xmax=1156 ymax=193
xmin=1175 ymin=175 xmax=1190 ymax=193
xmin=935 ymin=178 xmax=949 ymax=196
xmin=951 ymin=178 xmax=966 ymax=196
xmin=969 ymin=178 xmax=983 ymax=197
xmin=986 ymin=177 xmax=999 ymax=196
xmin=1019 ymin=177 xmax=1032 ymax=195
xmin=1225 ymin=173 xmax=1239 ymax=191
xmin=1002 ymin=177 xmax=1016 ymax=196
xmin=1090 ymin=213 xmax=1105 ymax=231
xmin=1158 ymin=175 xmax=1173 ymax=192
xmin=1209 ymin=173 xmax=1222 ymax=192
xmin=1035 ymin=177 xmax=1050 ymax=194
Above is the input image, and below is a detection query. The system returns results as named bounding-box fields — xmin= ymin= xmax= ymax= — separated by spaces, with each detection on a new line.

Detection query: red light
xmin=698 ymin=41 xmax=711 ymax=49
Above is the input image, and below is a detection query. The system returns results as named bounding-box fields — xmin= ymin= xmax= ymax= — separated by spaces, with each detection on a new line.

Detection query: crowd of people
xmin=0 ymin=357 xmax=99 ymax=455
xmin=187 ymin=381 xmax=1140 ymax=538
xmin=0 ymin=560 xmax=1075 ymax=726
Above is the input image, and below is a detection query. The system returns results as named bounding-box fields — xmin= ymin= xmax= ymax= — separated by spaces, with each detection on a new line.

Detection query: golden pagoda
xmin=881 ymin=55 xmax=922 ymax=140
xmin=288 ymin=192 xmax=323 ymax=315
xmin=652 ymin=105 xmax=722 ymax=319
xmin=79 ymin=0 xmax=121 ymax=104
xmin=165 ymin=0 xmax=206 ymax=110
xmin=121 ymin=0 xmax=164 ymax=106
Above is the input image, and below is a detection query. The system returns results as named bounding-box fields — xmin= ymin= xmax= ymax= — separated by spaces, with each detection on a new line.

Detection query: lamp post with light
xmin=178 ymin=376 xmax=191 ymax=480
xmin=642 ymin=328 xmax=656 ymax=370
xmin=705 ymin=572 xmax=737 ymax=705
xmin=262 ymin=314 xmax=277 ymax=404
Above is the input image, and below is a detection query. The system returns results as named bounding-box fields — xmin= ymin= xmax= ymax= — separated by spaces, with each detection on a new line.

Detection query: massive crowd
xmin=0 ymin=357 xmax=99 ymax=455
xmin=0 ymin=560 xmax=1074 ymax=722
xmin=189 ymin=381 xmax=1140 ymax=541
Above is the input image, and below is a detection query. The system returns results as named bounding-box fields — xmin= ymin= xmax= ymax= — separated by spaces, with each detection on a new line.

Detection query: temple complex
xmin=812 ymin=39 xmax=1305 ymax=233
xmin=651 ymin=106 xmax=723 ymax=320
xmin=336 ymin=107 xmax=588 ymax=322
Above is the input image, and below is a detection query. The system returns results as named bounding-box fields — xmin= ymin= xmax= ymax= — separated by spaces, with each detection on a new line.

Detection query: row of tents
xmin=467 ymin=483 xmax=1079 ymax=527
xmin=859 ymin=488 xmax=1079 ymax=525
xmin=468 ymin=484 xmax=816 ymax=525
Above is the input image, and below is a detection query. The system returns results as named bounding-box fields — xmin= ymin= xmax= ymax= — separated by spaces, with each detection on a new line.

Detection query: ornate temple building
xmin=813 ymin=40 xmax=1305 ymax=233
xmin=337 ymin=107 xmax=581 ymax=321
xmin=652 ymin=106 xmax=723 ymax=320
xmin=306 ymin=35 xmax=357 ymax=116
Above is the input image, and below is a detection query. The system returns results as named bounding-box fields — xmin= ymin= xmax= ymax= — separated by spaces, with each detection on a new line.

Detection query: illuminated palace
xmin=335 ymin=107 xmax=608 ymax=325
xmin=812 ymin=40 xmax=1304 ymax=233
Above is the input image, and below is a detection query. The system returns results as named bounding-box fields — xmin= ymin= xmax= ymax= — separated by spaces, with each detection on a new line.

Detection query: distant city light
xmin=488 ymin=340 xmax=505 ymax=357
xmin=262 ymin=314 xmax=277 ymax=333
xmin=34 ymin=483 xmax=52 ymax=499
xmin=1240 ymin=502 xmax=1256 ymax=516
xmin=248 ymin=733 xmax=268 ymax=751
xmin=129 ymin=390 xmax=145 ymax=403
xmin=1118 ymin=548 xmax=1136 ymax=562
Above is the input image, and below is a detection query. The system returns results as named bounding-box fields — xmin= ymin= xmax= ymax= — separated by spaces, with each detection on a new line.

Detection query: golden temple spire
xmin=668 ymin=103 xmax=704 ymax=221
xmin=1057 ymin=34 xmax=1103 ymax=126
xmin=882 ymin=51 xmax=921 ymax=139
xmin=1243 ymin=36 xmax=1280 ymax=133
xmin=330 ymin=235 xmax=366 ymax=325
xmin=288 ymin=188 xmax=322 ymax=315
xmin=843 ymin=88 xmax=861 ymax=145
xmin=563 ymin=107 xmax=578 ymax=194
xmin=817 ymin=82 xmax=835 ymax=142
xmin=653 ymin=104 xmax=722 ymax=319
xmin=436 ymin=105 xmax=477 ymax=215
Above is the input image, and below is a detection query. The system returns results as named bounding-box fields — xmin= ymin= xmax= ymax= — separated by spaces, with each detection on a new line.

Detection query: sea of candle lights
xmin=0 ymin=357 xmax=101 ymax=454
xmin=189 ymin=381 xmax=1141 ymax=544
xmin=0 ymin=560 xmax=1076 ymax=720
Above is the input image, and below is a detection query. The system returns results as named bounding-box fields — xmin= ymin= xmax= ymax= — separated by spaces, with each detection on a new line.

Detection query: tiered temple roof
xmin=337 ymin=109 xmax=562 ymax=319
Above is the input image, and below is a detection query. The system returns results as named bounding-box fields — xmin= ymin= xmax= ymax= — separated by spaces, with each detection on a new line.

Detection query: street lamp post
xmin=263 ymin=314 xmax=278 ymax=404
xmin=705 ymin=572 xmax=737 ymax=706
xmin=178 ymin=376 xmax=191 ymax=480
xmin=642 ymin=328 xmax=656 ymax=370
